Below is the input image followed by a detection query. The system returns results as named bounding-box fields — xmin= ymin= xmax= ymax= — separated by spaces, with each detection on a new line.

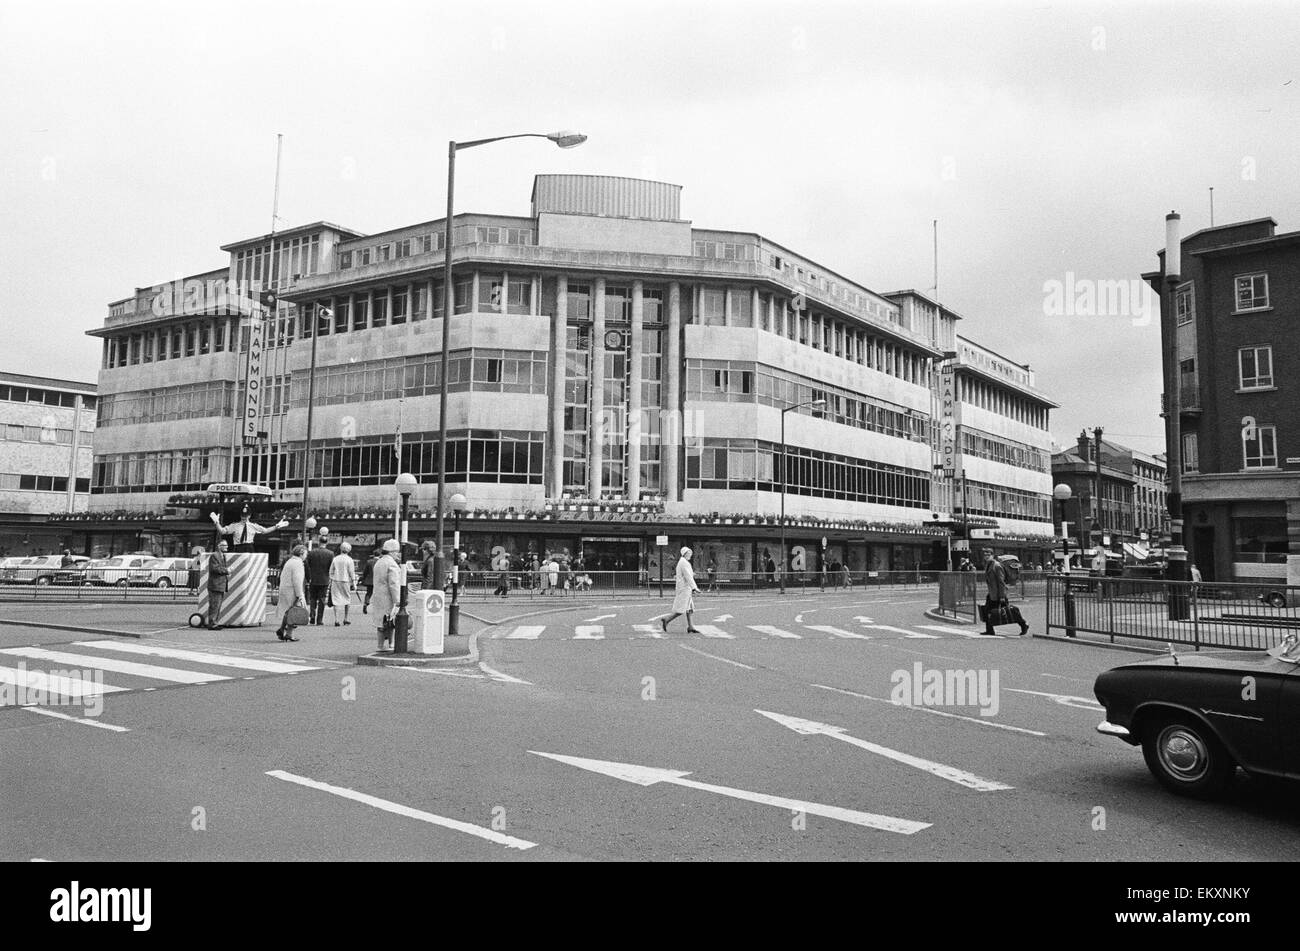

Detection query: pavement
xmin=3 ymin=585 xmax=1298 ymax=861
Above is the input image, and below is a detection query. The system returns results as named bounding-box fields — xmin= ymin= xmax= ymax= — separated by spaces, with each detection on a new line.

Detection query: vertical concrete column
xmin=471 ymin=272 xmax=480 ymax=314
xmin=588 ymin=278 xmax=606 ymax=500
xmin=530 ymin=275 xmax=541 ymax=316
xmin=1287 ymin=498 xmax=1300 ymax=595
xmin=753 ymin=287 xmax=762 ymax=332
xmin=628 ymin=280 xmax=644 ymax=502
xmin=66 ymin=394 xmax=82 ymax=514
xmin=550 ymin=277 xmax=568 ymax=497
xmin=499 ymin=271 xmax=508 ymax=314
xmin=665 ymin=282 xmax=682 ymax=502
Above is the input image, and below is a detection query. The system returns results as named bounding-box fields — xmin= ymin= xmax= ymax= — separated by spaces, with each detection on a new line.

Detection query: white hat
xmin=680 ymin=546 xmax=692 ymax=556
xmin=382 ymin=539 xmax=400 ymax=553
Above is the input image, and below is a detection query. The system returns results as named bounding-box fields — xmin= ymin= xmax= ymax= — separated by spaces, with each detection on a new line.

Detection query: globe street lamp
xmin=1053 ymin=483 xmax=1077 ymax=638
xmin=434 ymin=129 xmax=587 ymax=591
xmin=779 ymin=397 xmax=826 ymax=594
xmin=447 ymin=492 xmax=468 ymax=637
xmin=393 ymin=472 xmax=417 ymax=652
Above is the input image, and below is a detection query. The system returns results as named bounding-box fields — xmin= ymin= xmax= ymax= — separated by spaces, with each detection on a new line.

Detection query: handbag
xmin=283 ymin=604 xmax=310 ymax=626
xmin=978 ymin=600 xmax=1013 ymax=626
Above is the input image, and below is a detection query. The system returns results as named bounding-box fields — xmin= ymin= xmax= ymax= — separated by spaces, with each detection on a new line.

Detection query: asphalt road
xmin=2 ymin=587 xmax=1298 ymax=861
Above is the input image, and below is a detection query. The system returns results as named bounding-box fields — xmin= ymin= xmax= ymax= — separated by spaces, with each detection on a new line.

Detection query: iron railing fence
xmin=1045 ymin=575 xmax=1299 ymax=649
xmin=934 ymin=569 xmax=1048 ymax=622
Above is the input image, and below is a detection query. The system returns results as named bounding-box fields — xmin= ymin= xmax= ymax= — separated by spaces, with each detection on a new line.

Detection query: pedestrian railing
xmin=0 ymin=569 xmax=208 ymax=603
xmin=934 ymin=570 xmax=1046 ymax=622
xmin=1045 ymin=575 xmax=1299 ymax=649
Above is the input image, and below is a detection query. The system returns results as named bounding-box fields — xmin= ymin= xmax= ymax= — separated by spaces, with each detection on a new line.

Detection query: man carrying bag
xmin=980 ymin=547 xmax=1029 ymax=637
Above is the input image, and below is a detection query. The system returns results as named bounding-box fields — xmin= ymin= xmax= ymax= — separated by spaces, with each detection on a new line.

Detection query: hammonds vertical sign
xmin=939 ymin=366 xmax=957 ymax=477
xmin=242 ymin=315 xmax=266 ymax=443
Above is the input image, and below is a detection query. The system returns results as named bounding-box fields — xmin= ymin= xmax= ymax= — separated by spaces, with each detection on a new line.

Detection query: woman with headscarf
xmin=660 ymin=546 xmax=701 ymax=634
xmin=330 ymin=541 xmax=357 ymax=626
xmin=370 ymin=538 xmax=403 ymax=649
xmin=276 ymin=544 xmax=308 ymax=642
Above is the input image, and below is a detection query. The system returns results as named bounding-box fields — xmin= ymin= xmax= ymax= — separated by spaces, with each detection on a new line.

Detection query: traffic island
xmin=356 ymin=635 xmax=473 ymax=667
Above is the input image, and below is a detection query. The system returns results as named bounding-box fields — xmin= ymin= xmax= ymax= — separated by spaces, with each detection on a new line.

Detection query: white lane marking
xmin=1005 ymin=687 xmax=1104 ymax=711
xmin=861 ymin=624 xmax=940 ymax=638
xmin=804 ymin=624 xmax=871 ymax=639
xmin=1041 ymin=673 xmax=1091 ymax=684
xmin=693 ymin=624 xmax=734 ymax=639
xmin=713 ymin=614 xmax=733 ymax=622
xmin=266 ymin=770 xmax=537 ymax=850
xmin=503 ymin=625 xmax=545 ymax=640
xmin=20 ymin=706 xmax=130 ymax=732
xmin=478 ymin=663 xmax=531 ymax=685
xmin=917 ymin=625 xmax=991 ymax=638
xmin=0 ymin=664 xmax=128 ymax=702
xmin=584 ymin=614 xmax=616 ymax=622
xmin=633 ymin=624 xmax=665 ymax=639
xmin=756 ymin=710 xmax=1014 ymax=791
xmin=573 ymin=625 xmax=605 ymax=640
xmin=0 ymin=647 xmax=230 ymax=685
xmin=874 ymin=645 xmax=969 ymax=662
xmin=73 ymin=640 xmax=319 ymax=674
xmin=400 ymin=668 xmax=485 ymax=679
xmin=853 ymin=616 xmax=875 ymax=623
xmin=529 ymin=751 xmax=929 ymax=835
xmin=749 ymin=624 xmax=800 ymax=639
xmin=811 ymin=684 xmax=1048 ymax=736
xmin=793 ymin=613 xmax=805 ymax=623
xmin=678 ymin=644 xmax=755 ymax=670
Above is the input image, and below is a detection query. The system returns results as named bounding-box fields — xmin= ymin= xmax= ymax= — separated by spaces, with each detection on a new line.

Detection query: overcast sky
xmin=4 ymin=0 xmax=1298 ymax=456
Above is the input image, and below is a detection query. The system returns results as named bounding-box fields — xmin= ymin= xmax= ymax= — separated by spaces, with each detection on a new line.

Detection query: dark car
xmin=1094 ymin=634 xmax=1300 ymax=798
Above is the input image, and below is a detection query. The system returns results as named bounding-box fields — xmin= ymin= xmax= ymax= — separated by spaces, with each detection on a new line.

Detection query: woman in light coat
xmin=329 ymin=541 xmax=358 ymax=626
xmin=276 ymin=545 xmax=308 ymax=642
xmin=370 ymin=538 xmax=403 ymax=648
xmin=660 ymin=546 xmax=701 ymax=634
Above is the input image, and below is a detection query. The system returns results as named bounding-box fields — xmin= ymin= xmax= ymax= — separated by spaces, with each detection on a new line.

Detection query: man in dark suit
xmin=305 ymin=540 xmax=334 ymax=625
xmin=206 ymin=540 xmax=230 ymax=630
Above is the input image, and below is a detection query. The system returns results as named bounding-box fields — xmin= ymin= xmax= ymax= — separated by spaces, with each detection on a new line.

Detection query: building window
xmin=1181 ymin=432 xmax=1198 ymax=473
xmin=1242 ymin=424 xmax=1277 ymax=469
xmin=395 ymin=239 xmax=411 ymax=258
xmin=1174 ymin=282 xmax=1194 ymax=326
xmin=1233 ymin=517 xmax=1289 ymax=564
xmin=358 ymin=248 xmax=372 ymax=267
xmin=1238 ymin=346 xmax=1273 ymax=389
xmin=731 ymin=289 xmax=753 ymax=328
xmin=1234 ymin=273 xmax=1269 ymax=312
xmin=567 ymin=282 xmax=591 ymax=321
xmin=377 ymin=244 xmax=391 ymax=263
xmin=507 ymin=279 xmax=531 ymax=315
xmin=339 ymin=251 xmax=353 ymax=270
xmin=699 ymin=287 xmax=725 ymax=326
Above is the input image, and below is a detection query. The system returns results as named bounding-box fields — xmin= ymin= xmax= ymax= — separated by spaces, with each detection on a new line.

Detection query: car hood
xmin=1109 ymin=649 xmax=1290 ymax=674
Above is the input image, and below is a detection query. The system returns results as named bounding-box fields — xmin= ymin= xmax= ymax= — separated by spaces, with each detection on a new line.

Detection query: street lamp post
xmin=300 ymin=304 xmax=331 ymax=546
xmin=447 ymin=492 xmax=467 ymax=636
xmin=434 ymin=130 xmax=587 ymax=591
xmin=393 ymin=472 xmax=417 ymax=652
xmin=1053 ymin=483 xmax=1077 ymax=638
xmin=779 ymin=397 xmax=826 ymax=594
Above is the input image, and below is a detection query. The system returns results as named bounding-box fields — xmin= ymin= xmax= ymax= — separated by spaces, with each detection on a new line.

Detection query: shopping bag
xmin=284 ymin=604 xmax=310 ymax=626
xmin=977 ymin=601 xmax=1013 ymax=626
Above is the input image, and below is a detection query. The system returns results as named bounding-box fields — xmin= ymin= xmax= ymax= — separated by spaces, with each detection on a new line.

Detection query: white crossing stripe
xmin=917 ymin=624 xmax=984 ymax=637
xmin=0 ymin=647 xmax=230 ymax=685
xmin=633 ymin=624 xmax=665 ymax=639
xmin=573 ymin=625 xmax=605 ymax=640
xmin=20 ymin=707 xmax=131 ymax=732
xmin=503 ymin=625 xmax=545 ymax=639
xmin=693 ymin=624 xmax=734 ymax=639
xmin=862 ymin=624 xmax=940 ymax=638
xmin=0 ymin=664 xmax=128 ymax=702
xmin=804 ymin=625 xmax=871 ymax=639
xmin=749 ymin=625 xmax=801 ymax=639
xmin=73 ymin=640 xmax=319 ymax=674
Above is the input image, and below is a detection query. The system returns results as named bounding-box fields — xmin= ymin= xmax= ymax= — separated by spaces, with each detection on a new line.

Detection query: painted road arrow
xmin=713 ymin=614 xmax=734 ymax=622
xmin=529 ymin=751 xmax=930 ymax=834
xmin=755 ymin=710 xmax=1014 ymax=791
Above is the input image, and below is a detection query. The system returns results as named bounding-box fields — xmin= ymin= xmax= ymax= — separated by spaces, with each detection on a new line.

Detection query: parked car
xmin=1094 ymin=633 xmax=1300 ymax=797
xmin=0 ymin=556 xmax=38 ymax=584
xmin=48 ymin=556 xmax=92 ymax=585
xmin=0 ymin=555 xmax=87 ymax=586
xmin=85 ymin=554 xmax=157 ymax=587
xmin=125 ymin=556 xmax=192 ymax=588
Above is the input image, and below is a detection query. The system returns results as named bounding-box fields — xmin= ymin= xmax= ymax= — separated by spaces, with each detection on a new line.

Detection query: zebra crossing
xmin=491 ymin=620 xmax=995 ymax=642
xmin=0 ymin=639 xmax=329 ymax=708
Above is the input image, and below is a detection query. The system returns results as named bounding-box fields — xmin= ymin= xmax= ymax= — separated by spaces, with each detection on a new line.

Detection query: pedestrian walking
xmin=329 ymin=542 xmax=357 ymax=626
xmin=840 ymin=560 xmax=853 ymax=589
xmin=1191 ymin=563 xmax=1202 ymax=584
xmin=420 ymin=540 xmax=439 ymax=590
xmin=305 ymin=539 xmax=334 ymax=625
xmin=545 ymin=556 xmax=559 ymax=594
xmin=275 ymin=545 xmax=308 ymax=642
xmin=660 ymin=546 xmax=701 ymax=634
xmin=765 ymin=553 xmax=777 ymax=587
xmin=706 ymin=556 xmax=718 ymax=592
xmin=371 ymin=539 xmax=402 ymax=650
xmin=205 ymin=540 xmax=229 ymax=630
xmin=494 ymin=551 xmax=511 ymax=598
xmin=359 ymin=548 xmax=378 ymax=613
xmin=981 ymin=547 xmax=1028 ymax=636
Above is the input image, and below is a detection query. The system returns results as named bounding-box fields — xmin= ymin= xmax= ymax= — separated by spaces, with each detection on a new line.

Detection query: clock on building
xmin=604 ymin=330 xmax=622 ymax=349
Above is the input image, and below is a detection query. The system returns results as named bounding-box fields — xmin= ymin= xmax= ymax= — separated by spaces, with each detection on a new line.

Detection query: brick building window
xmin=1242 ymin=425 xmax=1277 ymax=469
xmin=1234 ymin=273 xmax=1269 ymax=312
xmin=1238 ymin=346 xmax=1273 ymax=389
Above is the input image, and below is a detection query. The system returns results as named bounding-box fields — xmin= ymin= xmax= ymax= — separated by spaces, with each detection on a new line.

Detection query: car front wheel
xmin=1141 ymin=715 xmax=1235 ymax=798
xmin=115 ymin=579 xmax=130 ymax=588
xmin=156 ymin=578 xmax=172 ymax=589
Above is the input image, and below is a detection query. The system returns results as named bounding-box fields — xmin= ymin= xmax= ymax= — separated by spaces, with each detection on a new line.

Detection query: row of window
xmin=684 ymin=360 xmax=929 ymax=444
xmin=1181 ymin=427 xmax=1284 ymax=472
xmin=287 ymin=349 xmax=549 ymax=409
xmin=0 ymin=385 xmax=95 ymax=410
xmin=103 ymin=318 xmax=229 ymax=369
xmin=1 ymin=423 xmax=93 ymax=446
xmin=685 ymin=437 xmax=931 ymax=509
xmin=91 ymin=449 xmax=228 ymax=494
xmin=234 ymin=235 xmax=322 ymax=286
xmin=336 ymin=225 xmax=536 ymax=271
xmin=1174 ymin=272 xmax=1275 ymax=327
xmin=959 ymin=427 xmax=1051 ymax=473
xmin=0 ymin=474 xmax=90 ymax=493
xmin=956 ymin=374 xmax=1050 ymax=429
xmin=956 ymin=478 xmax=1052 ymax=522
xmin=95 ymin=381 xmax=236 ymax=428
xmin=297 ymin=429 xmax=545 ymax=487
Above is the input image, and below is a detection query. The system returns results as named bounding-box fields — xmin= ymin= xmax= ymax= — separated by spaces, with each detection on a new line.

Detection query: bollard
xmin=1064 ymin=579 xmax=1078 ymax=638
